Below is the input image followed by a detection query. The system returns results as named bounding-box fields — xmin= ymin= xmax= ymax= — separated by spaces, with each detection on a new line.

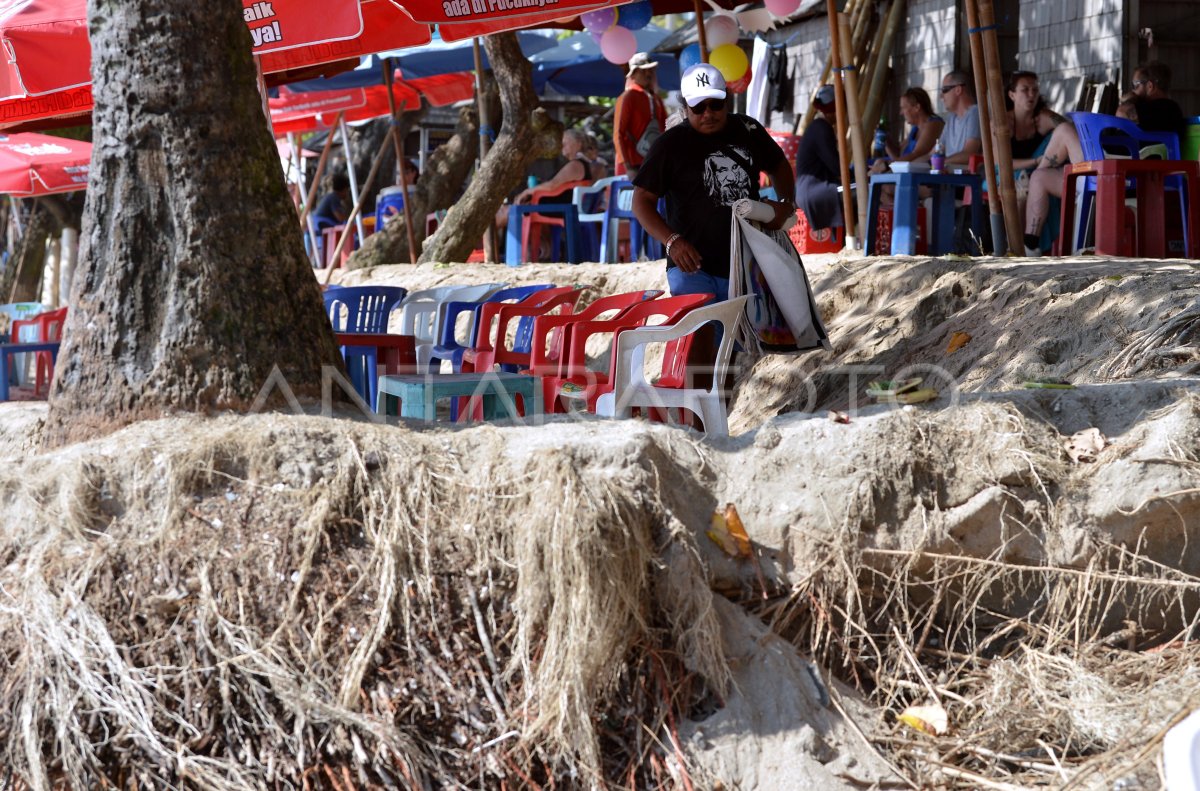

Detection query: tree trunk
xmin=3 ymin=204 xmax=58 ymax=303
xmin=417 ymin=32 xmax=561 ymax=264
xmin=42 ymin=0 xmax=342 ymax=448
xmin=349 ymin=105 xmax=480 ymax=268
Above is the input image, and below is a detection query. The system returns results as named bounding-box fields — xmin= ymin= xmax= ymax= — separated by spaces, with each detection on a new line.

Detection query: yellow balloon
xmin=709 ymin=43 xmax=748 ymax=82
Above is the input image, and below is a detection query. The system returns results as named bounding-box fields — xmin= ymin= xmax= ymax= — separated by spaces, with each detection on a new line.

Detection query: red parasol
xmin=269 ymin=74 xmax=474 ymax=135
xmin=0 ymin=131 xmax=90 ymax=195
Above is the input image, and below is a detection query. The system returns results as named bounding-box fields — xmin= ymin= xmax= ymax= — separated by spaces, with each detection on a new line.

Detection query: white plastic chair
xmin=400 ymin=283 xmax=504 ymax=372
xmin=595 ymin=295 xmax=748 ymax=437
xmin=573 ymin=176 xmax=619 ymax=262
xmin=1165 ymin=709 xmax=1200 ymax=790
xmin=0 ymin=302 xmax=48 ymax=386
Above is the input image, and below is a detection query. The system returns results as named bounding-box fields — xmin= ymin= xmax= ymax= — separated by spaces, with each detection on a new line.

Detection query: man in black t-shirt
xmin=632 ymin=63 xmax=794 ymax=303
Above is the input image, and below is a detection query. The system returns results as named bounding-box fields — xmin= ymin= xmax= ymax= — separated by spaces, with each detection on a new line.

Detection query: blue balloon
xmin=616 ymin=0 xmax=653 ymax=29
xmin=679 ymin=43 xmax=702 ymax=72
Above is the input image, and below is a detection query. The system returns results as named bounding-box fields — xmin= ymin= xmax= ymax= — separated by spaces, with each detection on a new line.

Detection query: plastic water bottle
xmin=930 ymin=139 xmax=945 ymax=173
xmin=872 ymin=124 xmax=887 ymax=159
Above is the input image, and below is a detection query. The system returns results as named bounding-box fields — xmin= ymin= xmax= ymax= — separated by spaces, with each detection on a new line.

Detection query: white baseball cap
xmin=680 ymin=63 xmax=727 ymax=107
xmin=628 ymin=52 xmax=658 ymax=71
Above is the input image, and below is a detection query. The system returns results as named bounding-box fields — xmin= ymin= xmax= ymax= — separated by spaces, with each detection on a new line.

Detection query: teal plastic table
xmin=376 ymin=372 xmax=542 ymax=422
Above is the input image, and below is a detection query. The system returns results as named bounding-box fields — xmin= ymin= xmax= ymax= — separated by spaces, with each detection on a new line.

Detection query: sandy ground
xmin=1 ymin=251 xmax=1197 ymax=789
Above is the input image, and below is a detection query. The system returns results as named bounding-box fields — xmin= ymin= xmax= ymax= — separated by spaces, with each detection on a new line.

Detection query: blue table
xmin=0 ymin=341 xmax=59 ymax=400
xmin=505 ymin=203 xmax=582 ymax=266
xmin=866 ymin=171 xmax=985 ymax=255
xmin=376 ymin=372 xmax=542 ymax=422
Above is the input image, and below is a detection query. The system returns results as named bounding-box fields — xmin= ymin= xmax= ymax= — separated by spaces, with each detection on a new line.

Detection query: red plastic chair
xmin=10 ymin=307 xmax=66 ymax=396
xmin=462 ymin=286 xmax=583 ymax=375
xmin=525 ymin=290 xmax=664 ymax=412
xmin=520 ymin=180 xmax=591 ymax=263
xmin=545 ymin=293 xmax=712 ymax=414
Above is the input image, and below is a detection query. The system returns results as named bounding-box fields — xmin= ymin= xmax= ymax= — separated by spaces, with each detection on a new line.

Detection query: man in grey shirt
xmin=938 ymin=70 xmax=982 ymax=166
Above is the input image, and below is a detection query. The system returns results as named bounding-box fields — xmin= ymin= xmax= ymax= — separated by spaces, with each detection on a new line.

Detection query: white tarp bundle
xmin=728 ymin=198 xmax=832 ymax=355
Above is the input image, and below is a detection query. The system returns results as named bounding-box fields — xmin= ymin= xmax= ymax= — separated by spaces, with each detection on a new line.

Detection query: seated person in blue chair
xmin=377 ymin=158 xmax=420 ymax=226
xmin=1130 ymin=60 xmax=1186 ymax=140
xmin=312 ymin=173 xmax=351 ymax=232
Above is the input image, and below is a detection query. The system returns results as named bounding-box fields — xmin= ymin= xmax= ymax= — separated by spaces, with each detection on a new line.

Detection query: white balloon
xmin=704 ymin=14 xmax=740 ymax=48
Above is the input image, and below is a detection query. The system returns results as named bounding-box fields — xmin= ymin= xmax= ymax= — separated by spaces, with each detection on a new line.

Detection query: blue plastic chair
xmin=599 ymin=180 xmax=661 ymax=262
xmin=1067 ymin=112 xmax=1186 ymax=254
xmin=324 ymin=286 xmax=408 ymax=407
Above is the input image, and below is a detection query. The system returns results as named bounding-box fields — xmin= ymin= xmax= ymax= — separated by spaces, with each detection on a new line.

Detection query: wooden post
xmin=963 ymin=0 xmax=1004 ymax=253
xmin=321 ymin=127 xmax=395 ymax=284
xmin=976 ymin=0 xmax=1021 ymax=255
xmin=862 ymin=0 xmax=904 ymax=151
xmin=472 ymin=38 xmax=498 ymax=262
xmin=826 ymin=0 xmax=856 ymax=244
xmin=839 ymin=13 xmax=869 ymax=239
xmin=694 ymin=0 xmax=709 ymax=62
xmin=382 ymin=59 xmax=419 ymax=264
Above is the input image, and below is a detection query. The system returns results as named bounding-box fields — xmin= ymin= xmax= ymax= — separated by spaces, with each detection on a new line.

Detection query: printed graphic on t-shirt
xmin=703 ymin=146 xmax=752 ymax=205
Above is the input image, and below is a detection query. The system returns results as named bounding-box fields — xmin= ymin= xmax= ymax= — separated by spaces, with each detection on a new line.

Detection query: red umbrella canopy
xmin=269 ymin=74 xmax=472 ymax=134
xmin=0 ymin=0 xmax=628 ymax=131
xmin=0 ymin=131 xmax=90 ymax=195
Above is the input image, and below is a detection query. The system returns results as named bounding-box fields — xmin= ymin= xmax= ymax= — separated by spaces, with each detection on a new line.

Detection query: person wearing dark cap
xmin=633 ymin=63 xmax=793 ymax=302
xmin=613 ymin=52 xmax=667 ymax=179
xmin=793 ymin=85 xmax=843 ymax=231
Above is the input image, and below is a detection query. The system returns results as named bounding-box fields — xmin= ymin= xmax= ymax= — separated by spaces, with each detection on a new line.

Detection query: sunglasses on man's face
xmin=940 ymin=83 xmax=963 ymax=94
xmin=688 ymin=98 xmax=727 ymax=115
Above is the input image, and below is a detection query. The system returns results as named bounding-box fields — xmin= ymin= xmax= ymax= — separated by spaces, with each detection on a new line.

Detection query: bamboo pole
xmin=859 ymin=2 xmax=889 ymax=124
xmin=321 ymin=127 xmax=396 ymax=284
xmin=839 ymin=13 xmax=869 ymax=239
xmin=382 ymin=59 xmax=418 ymax=264
xmin=976 ymin=0 xmax=1021 ymax=255
xmin=826 ymin=0 xmax=856 ymax=244
xmin=963 ymin=0 xmax=1004 ymax=253
xmin=472 ymin=38 xmax=498 ymax=262
xmin=862 ymin=0 xmax=904 ymax=150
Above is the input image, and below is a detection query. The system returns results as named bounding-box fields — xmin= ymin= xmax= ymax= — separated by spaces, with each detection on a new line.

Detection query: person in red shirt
xmin=613 ymin=52 xmax=667 ymax=179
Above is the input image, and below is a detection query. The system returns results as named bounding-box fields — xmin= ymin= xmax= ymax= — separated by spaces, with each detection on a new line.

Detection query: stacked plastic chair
xmin=596 ymin=296 xmax=750 ymax=437
xmin=324 ymin=285 xmax=408 ymax=407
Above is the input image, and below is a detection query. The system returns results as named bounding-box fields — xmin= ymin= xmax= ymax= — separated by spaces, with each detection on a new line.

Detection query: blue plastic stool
xmin=506 ymin=204 xmax=582 ymax=265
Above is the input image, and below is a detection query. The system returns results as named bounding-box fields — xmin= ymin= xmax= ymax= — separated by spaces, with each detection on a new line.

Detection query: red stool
xmin=788 ymin=208 xmax=845 ymax=253
xmin=1059 ymin=159 xmax=1200 ymax=258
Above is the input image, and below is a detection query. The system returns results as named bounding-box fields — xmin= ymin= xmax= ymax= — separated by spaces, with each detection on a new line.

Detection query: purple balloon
xmin=581 ymin=7 xmax=616 ymax=33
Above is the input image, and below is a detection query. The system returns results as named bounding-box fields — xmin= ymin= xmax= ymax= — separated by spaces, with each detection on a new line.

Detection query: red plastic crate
xmin=788 ymin=208 xmax=845 ymax=253
xmin=874 ymin=206 xmax=927 ymax=255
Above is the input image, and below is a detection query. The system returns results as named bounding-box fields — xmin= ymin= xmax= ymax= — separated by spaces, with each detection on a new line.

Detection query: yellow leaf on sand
xmin=898 ymin=704 xmax=949 ymax=736
xmin=708 ymin=504 xmax=753 ymax=559
xmin=946 ymin=331 xmax=971 ymax=354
